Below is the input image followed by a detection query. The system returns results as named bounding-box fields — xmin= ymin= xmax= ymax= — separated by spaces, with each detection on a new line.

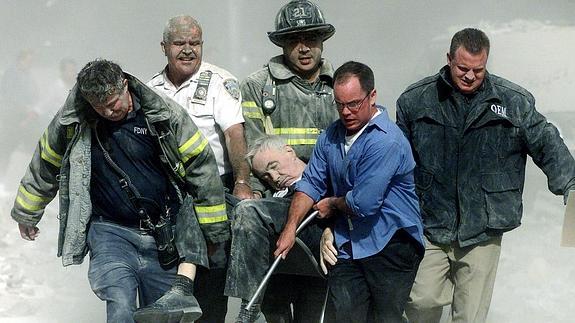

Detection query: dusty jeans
xmin=87 ymin=219 xmax=177 ymax=323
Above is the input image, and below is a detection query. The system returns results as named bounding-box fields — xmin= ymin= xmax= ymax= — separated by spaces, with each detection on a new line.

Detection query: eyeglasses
xmin=334 ymin=92 xmax=371 ymax=112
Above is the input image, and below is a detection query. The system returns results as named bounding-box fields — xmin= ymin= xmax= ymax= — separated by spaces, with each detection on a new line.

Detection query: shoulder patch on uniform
xmin=223 ymin=78 xmax=240 ymax=100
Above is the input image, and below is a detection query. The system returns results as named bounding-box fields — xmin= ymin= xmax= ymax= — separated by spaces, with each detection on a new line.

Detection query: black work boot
xmin=234 ymin=300 xmax=261 ymax=323
xmin=134 ymin=275 xmax=202 ymax=323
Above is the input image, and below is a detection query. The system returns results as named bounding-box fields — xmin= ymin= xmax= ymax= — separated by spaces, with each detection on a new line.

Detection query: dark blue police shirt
xmin=90 ymin=94 xmax=178 ymax=226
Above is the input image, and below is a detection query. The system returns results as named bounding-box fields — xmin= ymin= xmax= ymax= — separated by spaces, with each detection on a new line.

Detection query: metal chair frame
xmin=246 ymin=211 xmax=329 ymax=323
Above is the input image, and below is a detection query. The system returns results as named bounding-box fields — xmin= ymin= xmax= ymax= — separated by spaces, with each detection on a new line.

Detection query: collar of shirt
xmin=437 ymin=65 xmax=500 ymax=103
xmin=344 ymin=109 xmax=382 ymax=154
xmin=148 ymin=62 xmax=206 ymax=92
xmin=272 ymin=177 xmax=301 ymax=198
xmin=339 ymin=105 xmax=391 ymax=138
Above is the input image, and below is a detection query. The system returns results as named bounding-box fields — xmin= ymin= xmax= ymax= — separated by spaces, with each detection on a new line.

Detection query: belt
xmin=92 ymin=215 xmax=154 ymax=232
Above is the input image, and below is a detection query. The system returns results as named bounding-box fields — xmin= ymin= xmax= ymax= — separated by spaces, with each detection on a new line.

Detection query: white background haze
xmin=1 ymin=1 xmax=574 ymax=322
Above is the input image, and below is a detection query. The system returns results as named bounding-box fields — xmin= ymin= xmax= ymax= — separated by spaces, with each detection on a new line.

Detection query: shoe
xmin=133 ymin=288 xmax=202 ymax=323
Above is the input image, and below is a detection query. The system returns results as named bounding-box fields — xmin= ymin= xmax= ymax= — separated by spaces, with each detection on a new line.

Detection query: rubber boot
xmin=134 ymin=275 xmax=202 ymax=323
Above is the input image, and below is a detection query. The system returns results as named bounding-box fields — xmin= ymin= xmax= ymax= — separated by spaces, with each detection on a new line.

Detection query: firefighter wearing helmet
xmin=225 ymin=1 xmax=339 ymax=322
xmin=240 ymin=0 xmax=338 ymax=168
xmin=267 ymin=0 xmax=335 ymax=47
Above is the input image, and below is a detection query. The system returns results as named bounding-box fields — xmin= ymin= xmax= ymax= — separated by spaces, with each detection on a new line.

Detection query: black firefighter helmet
xmin=267 ymin=0 xmax=336 ymax=47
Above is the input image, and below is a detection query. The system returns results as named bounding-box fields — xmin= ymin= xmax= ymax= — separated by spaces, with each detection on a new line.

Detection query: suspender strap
xmin=93 ymin=123 xmax=158 ymax=230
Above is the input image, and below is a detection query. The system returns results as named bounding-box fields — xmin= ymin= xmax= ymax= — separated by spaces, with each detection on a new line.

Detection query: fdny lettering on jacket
xmin=133 ymin=126 xmax=148 ymax=135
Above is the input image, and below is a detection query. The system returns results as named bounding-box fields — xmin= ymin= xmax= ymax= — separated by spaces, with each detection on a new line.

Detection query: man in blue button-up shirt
xmin=275 ymin=61 xmax=425 ymax=322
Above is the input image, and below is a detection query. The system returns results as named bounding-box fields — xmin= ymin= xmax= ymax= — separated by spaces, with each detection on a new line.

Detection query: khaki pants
xmin=405 ymin=235 xmax=502 ymax=323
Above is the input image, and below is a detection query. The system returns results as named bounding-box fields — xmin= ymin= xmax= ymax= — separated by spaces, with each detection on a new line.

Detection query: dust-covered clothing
xmin=296 ymin=107 xmax=424 ymax=322
xmin=224 ymin=196 xmax=325 ymax=321
xmin=148 ymin=61 xmax=244 ymax=176
xmin=405 ymin=235 xmax=502 ymax=323
xmin=10 ymin=72 xmax=227 ymax=267
xmin=149 ymin=61 xmax=244 ymax=322
xmin=397 ymin=66 xmax=575 ymax=323
xmin=297 ymin=108 xmax=425 ymax=258
xmin=236 ymin=54 xmax=338 ymax=321
xmin=396 ymin=66 xmax=575 ymax=247
xmin=241 ymin=55 xmax=339 ymax=193
xmin=87 ymin=218 xmax=178 ymax=322
xmin=89 ymin=97 xmax=179 ymax=225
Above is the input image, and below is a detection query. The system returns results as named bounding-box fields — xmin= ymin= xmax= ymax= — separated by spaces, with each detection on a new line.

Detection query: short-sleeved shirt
xmin=148 ymin=61 xmax=244 ymax=176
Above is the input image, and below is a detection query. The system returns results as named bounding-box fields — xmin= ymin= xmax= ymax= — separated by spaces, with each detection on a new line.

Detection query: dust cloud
xmin=1 ymin=1 xmax=574 ymax=322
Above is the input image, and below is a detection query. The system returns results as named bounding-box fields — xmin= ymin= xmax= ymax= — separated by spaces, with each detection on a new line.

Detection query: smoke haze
xmin=1 ymin=1 xmax=574 ymax=322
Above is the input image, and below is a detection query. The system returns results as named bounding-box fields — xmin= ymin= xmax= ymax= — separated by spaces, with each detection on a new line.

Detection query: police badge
xmin=192 ymin=71 xmax=212 ymax=104
xmin=223 ymin=78 xmax=240 ymax=100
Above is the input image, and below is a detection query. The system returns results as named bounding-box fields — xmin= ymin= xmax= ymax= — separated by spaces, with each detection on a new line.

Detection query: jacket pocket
xmin=481 ymin=172 xmax=523 ymax=231
xmin=189 ymin=102 xmax=213 ymax=118
xmin=414 ymin=169 xmax=433 ymax=216
xmin=414 ymin=169 xmax=451 ymax=229
xmin=415 ymin=168 xmax=433 ymax=191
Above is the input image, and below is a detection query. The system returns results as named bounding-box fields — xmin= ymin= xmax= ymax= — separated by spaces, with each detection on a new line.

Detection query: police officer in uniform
xmin=139 ymin=15 xmax=253 ymax=323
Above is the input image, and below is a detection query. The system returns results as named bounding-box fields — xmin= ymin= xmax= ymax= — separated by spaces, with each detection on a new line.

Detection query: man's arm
xmin=224 ymin=123 xmax=254 ymax=199
xmin=275 ymin=129 xmax=331 ymax=257
xmin=214 ymin=75 xmax=254 ymax=199
xmin=12 ymin=114 xmax=66 ymax=238
xmin=274 ymin=191 xmax=315 ymax=258
xmin=522 ymin=99 xmax=575 ymax=197
xmin=346 ymin=139 xmax=409 ymax=218
xmin=314 ymin=196 xmax=353 ymax=219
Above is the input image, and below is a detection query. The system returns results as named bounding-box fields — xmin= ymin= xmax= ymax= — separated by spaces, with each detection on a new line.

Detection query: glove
xmin=319 ymin=227 xmax=338 ymax=275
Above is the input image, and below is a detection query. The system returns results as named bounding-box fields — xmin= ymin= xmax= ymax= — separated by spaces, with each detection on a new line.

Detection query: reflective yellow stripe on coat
xmin=179 ymin=130 xmax=209 ymax=164
xmin=40 ymin=130 xmax=62 ymax=168
xmin=194 ymin=203 xmax=228 ymax=224
xmin=15 ymin=185 xmax=52 ymax=212
xmin=242 ymin=101 xmax=264 ymax=121
xmin=273 ymin=128 xmax=320 ymax=145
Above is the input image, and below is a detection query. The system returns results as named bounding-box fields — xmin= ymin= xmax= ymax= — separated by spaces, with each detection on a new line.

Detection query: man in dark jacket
xmin=396 ymin=28 xmax=575 ymax=322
